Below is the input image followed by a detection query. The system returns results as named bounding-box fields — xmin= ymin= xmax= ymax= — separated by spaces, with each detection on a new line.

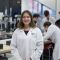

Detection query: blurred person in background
xmin=33 ymin=13 xmax=43 ymax=32
xmin=43 ymin=22 xmax=60 ymax=60
xmin=55 ymin=19 xmax=60 ymax=28
xmin=42 ymin=10 xmax=56 ymax=32
xmin=42 ymin=10 xmax=56 ymax=24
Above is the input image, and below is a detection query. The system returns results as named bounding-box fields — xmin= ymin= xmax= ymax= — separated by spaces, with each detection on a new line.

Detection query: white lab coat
xmin=11 ymin=27 xmax=43 ymax=60
xmin=42 ymin=16 xmax=56 ymax=24
xmin=44 ymin=24 xmax=60 ymax=60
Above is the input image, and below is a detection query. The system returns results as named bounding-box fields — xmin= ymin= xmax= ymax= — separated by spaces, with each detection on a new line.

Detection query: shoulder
xmin=14 ymin=28 xmax=20 ymax=32
xmin=42 ymin=17 xmax=46 ymax=19
xmin=50 ymin=16 xmax=55 ymax=20
xmin=48 ymin=24 xmax=56 ymax=31
xmin=42 ymin=17 xmax=47 ymax=22
xmin=33 ymin=27 xmax=40 ymax=30
xmin=13 ymin=28 xmax=21 ymax=34
xmin=32 ymin=27 xmax=42 ymax=33
xmin=51 ymin=16 xmax=55 ymax=19
xmin=49 ymin=24 xmax=55 ymax=28
xmin=33 ymin=27 xmax=43 ymax=37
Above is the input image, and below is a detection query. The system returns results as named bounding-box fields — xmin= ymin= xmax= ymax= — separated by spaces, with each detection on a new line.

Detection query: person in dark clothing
xmin=55 ymin=19 xmax=60 ymax=28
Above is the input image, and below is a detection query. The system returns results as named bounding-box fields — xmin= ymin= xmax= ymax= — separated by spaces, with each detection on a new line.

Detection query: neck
xmin=24 ymin=25 xmax=30 ymax=31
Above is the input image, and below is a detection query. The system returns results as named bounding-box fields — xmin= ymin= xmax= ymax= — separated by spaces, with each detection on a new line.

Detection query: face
xmin=22 ymin=13 xmax=31 ymax=26
xmin=44 ymin=26 xmax=48 ymax=32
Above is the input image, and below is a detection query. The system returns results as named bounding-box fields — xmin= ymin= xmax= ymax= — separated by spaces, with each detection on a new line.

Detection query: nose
xmin=25 ymin=17 xmax=29 ymax=20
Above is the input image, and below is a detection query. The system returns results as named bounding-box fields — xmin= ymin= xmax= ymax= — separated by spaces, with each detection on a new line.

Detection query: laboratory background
xmin=0 ymin=0 xmax=60 ymax=60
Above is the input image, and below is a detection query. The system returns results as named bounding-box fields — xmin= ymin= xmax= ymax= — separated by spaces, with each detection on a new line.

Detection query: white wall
xmin=56 ymin=0 xmax=60 ymax=19
xmin=39 ymin=0 xmax=56 ymax=10
xmin=38 ymin=0 xmax=60 ymax=19
xmin=21 ymin=0 xmax=56 ymax=13
xmin=21 ymin=0 xmax=60 ymax=19
xmin=21 ymin=0 xmax=32 ymax=12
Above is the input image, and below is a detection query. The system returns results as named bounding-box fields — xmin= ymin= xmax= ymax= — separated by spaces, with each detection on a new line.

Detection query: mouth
xmin=24 ymin=20 xmax=29 ymax=22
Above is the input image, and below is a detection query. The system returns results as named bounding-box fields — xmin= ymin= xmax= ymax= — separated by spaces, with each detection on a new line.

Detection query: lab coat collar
xmin=18 ymin=28 xmax=33 ymax=37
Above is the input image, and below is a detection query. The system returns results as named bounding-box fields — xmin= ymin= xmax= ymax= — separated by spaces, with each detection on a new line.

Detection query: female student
xmin=11 ymin=10 xmax=43 ymax=60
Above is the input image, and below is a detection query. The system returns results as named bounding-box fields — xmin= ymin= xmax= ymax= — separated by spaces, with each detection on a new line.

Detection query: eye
xmin=22 ymin=16 xmax=25 ymax=18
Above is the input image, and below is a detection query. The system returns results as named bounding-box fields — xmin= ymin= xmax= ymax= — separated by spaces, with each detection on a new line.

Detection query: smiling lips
xmin=24 ymin=20 xmax=30 ymax=22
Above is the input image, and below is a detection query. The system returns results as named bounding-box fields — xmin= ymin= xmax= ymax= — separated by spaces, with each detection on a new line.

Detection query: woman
xmin=11 ymin=10 xmax=43 ymax=60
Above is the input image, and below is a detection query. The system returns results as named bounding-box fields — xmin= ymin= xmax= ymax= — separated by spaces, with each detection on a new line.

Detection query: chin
xmin=24 ymin=23 xmax=30 ymax=25
xmin=24 ymin=23 xmax=29 ymax=25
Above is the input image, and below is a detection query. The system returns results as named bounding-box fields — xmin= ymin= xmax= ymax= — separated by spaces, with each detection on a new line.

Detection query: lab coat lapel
xmin=25 ymin=28 xmax=33 ymax=60
xmin=24 ymin=28 xmax=32 ymax=38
